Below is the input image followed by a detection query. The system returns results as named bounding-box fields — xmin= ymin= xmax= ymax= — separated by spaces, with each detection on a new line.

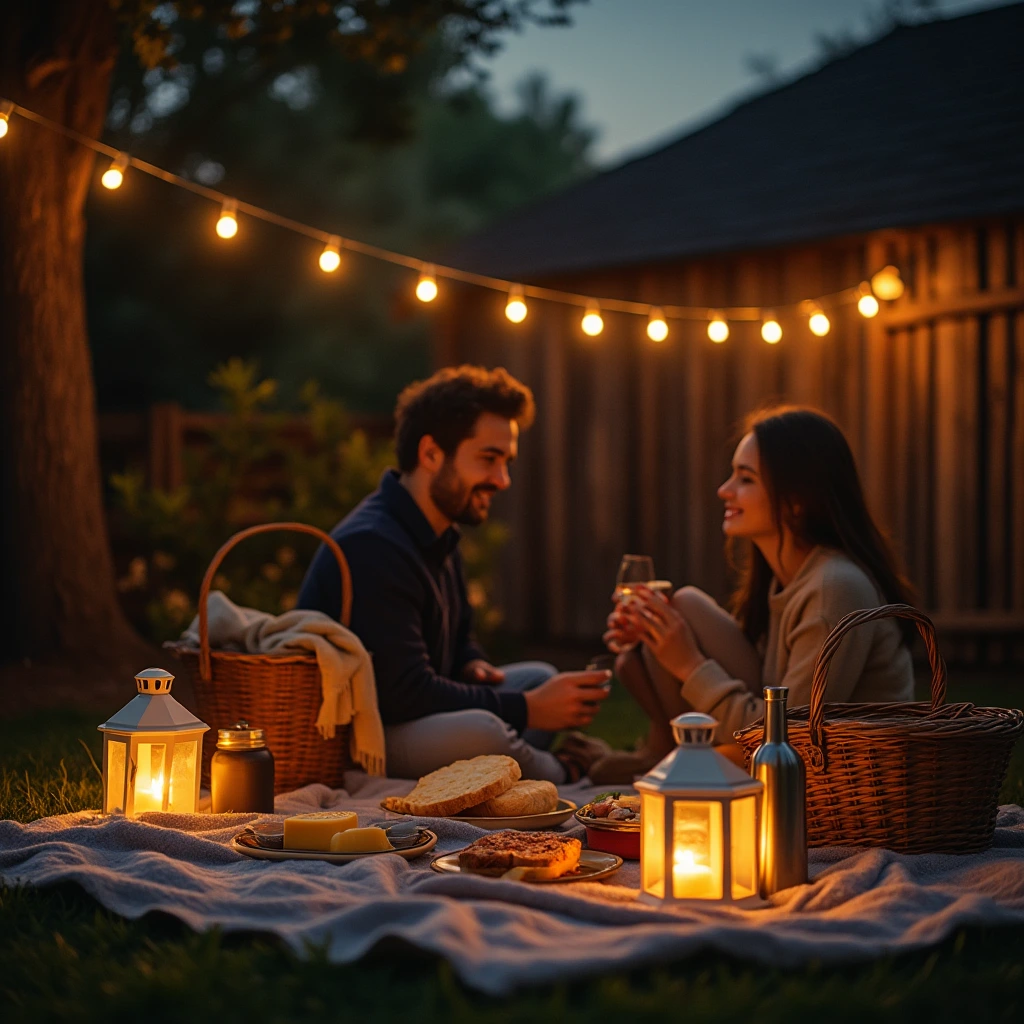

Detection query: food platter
xmin=231 ymin=828 xmax=437 ymax=863
xmin=574 ymin=806 xmax=640 ymax=832
xmin=379 ymin=798 xmax=578 ymax=831
xmin=575 ymin=798 xmax=641 ymax=860
xmin=429 ymin=847 xmax=622 ymax=883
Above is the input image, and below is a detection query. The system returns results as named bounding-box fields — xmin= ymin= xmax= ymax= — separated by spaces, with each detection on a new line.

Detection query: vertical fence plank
xmin=1013 ymin=307 xmax=1024 ymax=610
xmin=541 ymin=305 xmax=569 ymax=636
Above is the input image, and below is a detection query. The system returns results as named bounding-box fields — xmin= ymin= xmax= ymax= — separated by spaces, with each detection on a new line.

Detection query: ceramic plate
xmin=231 ymin=828 xmax=437 ymax=863
xmin=429 ymin=847 xmax=622 ymax=883
xmin=380 ymin=798 xmax=577 ymax=831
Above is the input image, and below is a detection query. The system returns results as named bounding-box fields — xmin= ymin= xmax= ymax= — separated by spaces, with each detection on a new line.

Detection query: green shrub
xmin=110 ymin=360 xmax=508 ymax=644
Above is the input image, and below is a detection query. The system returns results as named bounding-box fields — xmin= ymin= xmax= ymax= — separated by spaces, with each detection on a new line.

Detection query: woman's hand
xmin=603 ymin=604 xmax=644 ymax=653
xmin=615 ymin=586 xmax=707 ymax=680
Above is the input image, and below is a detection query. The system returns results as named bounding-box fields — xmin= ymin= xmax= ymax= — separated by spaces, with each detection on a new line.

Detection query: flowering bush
xmin=110 ymin=359 xmax=508 ymax=644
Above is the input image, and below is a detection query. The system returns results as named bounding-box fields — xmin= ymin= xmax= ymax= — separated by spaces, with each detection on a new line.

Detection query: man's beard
xmin=430 ymin=460 xmax=496 ymax=526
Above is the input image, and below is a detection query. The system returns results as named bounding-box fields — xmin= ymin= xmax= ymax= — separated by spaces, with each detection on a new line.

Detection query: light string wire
xmin=4 ymin=99 xmax=876 ymax=326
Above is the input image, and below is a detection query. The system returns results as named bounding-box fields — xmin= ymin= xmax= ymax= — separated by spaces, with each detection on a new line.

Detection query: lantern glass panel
xmin=641 ymin=792 xmax=666 ymax=898
xmin=105 ymin=739 xmax=126 ymax=813
xmin=134 ymin=742 xmax=167 ymax=813
xmin=730 ymin=795 xmax=757 ymax=900
xmin=672 ymin=800 xmax=722 ymax=900
xmin=168 ymin=739 xmax=198 ymax=812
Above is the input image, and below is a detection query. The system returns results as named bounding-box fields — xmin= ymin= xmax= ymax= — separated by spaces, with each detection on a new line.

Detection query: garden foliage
xmin=110 ymin=359 xmax=508 ymax=643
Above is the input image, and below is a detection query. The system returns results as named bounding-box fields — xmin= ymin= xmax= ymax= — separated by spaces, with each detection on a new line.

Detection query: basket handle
xmin=807 ymin=603 xmax=946 ymax=771
xmin=198 ymin=522 xmax=352 ymax=682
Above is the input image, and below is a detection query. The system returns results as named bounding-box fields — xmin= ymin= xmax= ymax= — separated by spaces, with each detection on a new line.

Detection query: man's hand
xmin=524 ymin=670 xmax=611 ymax=731
xmin=462 ymin=659 xmax=506 ymax=685
xmin=616 ymin=585 xmax=706 ymax=680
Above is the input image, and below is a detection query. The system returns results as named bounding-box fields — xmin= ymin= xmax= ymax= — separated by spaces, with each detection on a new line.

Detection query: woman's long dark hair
xmin=728 ymin=406 xmax=916 ymax=646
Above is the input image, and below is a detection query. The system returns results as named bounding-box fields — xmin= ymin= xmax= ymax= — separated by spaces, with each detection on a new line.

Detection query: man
xmin=298 ymin=365 xmax=611 ymax=782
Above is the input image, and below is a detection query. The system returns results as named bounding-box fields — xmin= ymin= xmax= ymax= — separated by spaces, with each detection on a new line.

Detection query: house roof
xmin=448 ymin=3 xmax=1024 ymax=279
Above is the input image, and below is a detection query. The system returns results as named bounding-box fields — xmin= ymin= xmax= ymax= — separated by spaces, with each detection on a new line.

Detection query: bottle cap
xmin=763 ymin=686 xmax=789 ymax=701
xmin=217 ymin=721 xmax=267 ymax=749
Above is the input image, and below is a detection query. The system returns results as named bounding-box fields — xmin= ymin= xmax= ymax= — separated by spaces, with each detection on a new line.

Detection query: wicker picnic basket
xmin=166 ymin=522 xmax=353 ymax=794
xmin=734 ymin=604 xmax=1024 ymax=854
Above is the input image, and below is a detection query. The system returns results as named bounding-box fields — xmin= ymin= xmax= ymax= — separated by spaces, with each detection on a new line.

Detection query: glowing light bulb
xmin=416 ymin=266 xmax=438 ymax=303
xmin=581 ymin=302 xmax=604 ymax=337
xmin=870 ymin=265 xmax=904 ymax=301
xmin=0 ymin=101 xmax=12 ymax=139
xmin=101 ymin=153 xmax=129 ymax=190
xmin=761 ymin=315 xmax=782 ymax=344
xmin=808 ymin=308 xmax=831 ymax=337
xmin=505 ymin=285 xmax=527 ymax=323
xmin=857 ymin=287 xmax=879 ymax=318
xmin=319 ymin=236 xmax=341 ymax=273
xmin=216 ymin=199 xmax=238 ymax=239
xmin=646 ymin=308 xmax=668 ymax=342
xmin=707 ymin=313 xmax=729 ymax=343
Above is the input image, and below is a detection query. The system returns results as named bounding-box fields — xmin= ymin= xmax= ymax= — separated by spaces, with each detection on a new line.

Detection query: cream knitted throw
xmin=183 ymin=591 xmax=385 ymax=776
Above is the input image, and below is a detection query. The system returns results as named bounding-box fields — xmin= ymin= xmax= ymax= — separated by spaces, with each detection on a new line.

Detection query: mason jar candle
xmin=210 ymin=721 xmax=275 ymax=813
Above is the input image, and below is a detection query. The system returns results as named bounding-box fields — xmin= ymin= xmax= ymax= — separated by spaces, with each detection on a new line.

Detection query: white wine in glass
xmin=609 ymin=555 xmax=672 ymax=651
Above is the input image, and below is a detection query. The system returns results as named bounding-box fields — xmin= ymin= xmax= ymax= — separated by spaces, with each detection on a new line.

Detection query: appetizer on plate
xmin=581 ymin=793 xmax=640 ymax=822
xmin=459 ymin=830 xmax=582 ymax=879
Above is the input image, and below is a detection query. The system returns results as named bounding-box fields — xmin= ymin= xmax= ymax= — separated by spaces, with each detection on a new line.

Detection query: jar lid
xmin=217 ymin=721 xmax=266 ymax=749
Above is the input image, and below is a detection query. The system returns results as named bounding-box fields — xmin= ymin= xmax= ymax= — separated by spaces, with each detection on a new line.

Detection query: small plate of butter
xmin=232 ymin=811 xmax=437 ymax=862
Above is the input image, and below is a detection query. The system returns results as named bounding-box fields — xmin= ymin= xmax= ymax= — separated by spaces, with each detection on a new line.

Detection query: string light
xmin=807 ymin=305 xmax=831 ymax=337
xmin=581 ymin=301 xmax=604 ymax=337
xmin=707 ymin=312 xmax=729 ymax=343
xmin=101 ymin=153 xmax=129 ymax=190
xmin=761 ymin=313 xmax=782 ymax=344
xmin=319 ymin=236 xmax=342 ymax=273
xmin=505 ymin=285 xmax=528 ymax=323
xmin=0 ymin=101 xmax=13 ymax=139
xmin=416 ymin=265 xmax=438 ymax=303
xmin=857 ymin=284 xmax=879 ymax=318
xmin=1 ymin=100 xmax=911 ymax=348
xmin=870 ymin=264 xmax=904 ymax=300
xmin=216 ymin=199 xmax=238 ymax=239
xmin=646 ymin=307 xmax=668 ymax=342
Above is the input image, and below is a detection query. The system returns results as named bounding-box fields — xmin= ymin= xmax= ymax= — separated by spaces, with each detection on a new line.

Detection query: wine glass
xmin=609 ymin=555 xmax=672 ymax=652
xmin=613 ymin=555 xmax=656 ymax=605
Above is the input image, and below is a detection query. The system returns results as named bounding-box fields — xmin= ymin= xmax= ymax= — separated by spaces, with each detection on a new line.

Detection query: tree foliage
xmin=87 ymin=25 xmax=596 ymax=412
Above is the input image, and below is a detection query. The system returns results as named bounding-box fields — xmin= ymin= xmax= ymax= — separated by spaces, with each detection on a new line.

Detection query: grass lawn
xmin=2 ymin=669 xmax=1024 ymax=1022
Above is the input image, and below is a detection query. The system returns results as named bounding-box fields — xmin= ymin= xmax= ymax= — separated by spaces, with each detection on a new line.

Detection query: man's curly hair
xmin=394 ymin=365 xmax=535 ymax=473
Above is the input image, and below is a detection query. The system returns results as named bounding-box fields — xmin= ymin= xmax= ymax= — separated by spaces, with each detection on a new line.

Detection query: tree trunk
xmin=0 ymin=2 xmax=144 ymax=662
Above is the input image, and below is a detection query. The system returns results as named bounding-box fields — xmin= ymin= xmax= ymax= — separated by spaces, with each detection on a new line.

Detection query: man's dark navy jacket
xmin=297 ymin=470 xmax=528 ymax=732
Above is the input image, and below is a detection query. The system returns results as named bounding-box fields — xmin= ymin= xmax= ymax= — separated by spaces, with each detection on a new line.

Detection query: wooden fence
xmin=99 ymin=404 xmax=392 ymax=493
xmin=439 ymin=218 xmax=1024 ymax=661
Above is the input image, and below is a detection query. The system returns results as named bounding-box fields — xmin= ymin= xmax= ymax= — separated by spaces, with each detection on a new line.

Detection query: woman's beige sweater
xmin=684 ymin=546 xmax=914 ymax=743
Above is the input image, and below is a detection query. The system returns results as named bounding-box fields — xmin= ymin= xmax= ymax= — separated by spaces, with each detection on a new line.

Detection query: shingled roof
xmin=448 ymin=3 xmax=1024 ymax=279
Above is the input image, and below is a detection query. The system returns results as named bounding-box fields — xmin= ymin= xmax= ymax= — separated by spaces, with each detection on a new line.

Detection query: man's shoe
xmin=554 ymin=732 xmax=612 ymax=783
xmin=586 ymin=748 xmax=662 ymax=786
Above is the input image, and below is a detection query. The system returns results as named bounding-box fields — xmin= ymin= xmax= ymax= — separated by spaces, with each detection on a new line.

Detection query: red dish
xmin=584 ymin=823 xmax=640 ymax=860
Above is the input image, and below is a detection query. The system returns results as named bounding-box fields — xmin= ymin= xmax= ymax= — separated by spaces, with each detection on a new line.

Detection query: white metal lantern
xmin=98 ymin=668 xmax=209 ymax=816
xmin=635 ymin=712 xmax=763 ymax=906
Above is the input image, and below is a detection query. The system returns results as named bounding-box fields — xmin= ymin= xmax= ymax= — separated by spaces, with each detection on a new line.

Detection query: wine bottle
xmin=751 ymin=686 xmax=807 ymax=896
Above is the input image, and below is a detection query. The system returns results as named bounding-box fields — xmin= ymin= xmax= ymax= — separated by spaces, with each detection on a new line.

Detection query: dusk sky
xmin=482 ymin=0 xmax=1008 ymax=165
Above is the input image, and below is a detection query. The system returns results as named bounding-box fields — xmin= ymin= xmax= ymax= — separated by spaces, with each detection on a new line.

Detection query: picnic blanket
xmin=3 ymin=774 xmax=1024 ymax=995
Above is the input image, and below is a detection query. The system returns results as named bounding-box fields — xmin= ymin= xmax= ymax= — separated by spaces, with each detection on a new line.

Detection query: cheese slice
xmin=329 ymin=827 xmax=393 ymax=853
xmin=283 ymin=811 xmax=358 ymax=851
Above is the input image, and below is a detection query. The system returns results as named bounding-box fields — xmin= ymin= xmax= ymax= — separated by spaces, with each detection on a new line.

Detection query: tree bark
xmin=0 ymin=2 xmax=144 ymax=662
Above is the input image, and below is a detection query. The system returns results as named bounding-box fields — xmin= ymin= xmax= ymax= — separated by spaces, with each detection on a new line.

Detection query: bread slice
xmin=380 ymin=754 xmax=521 ymax=817
xmin=459 ymin=830 xmax=582 ymax=879
xmin=460 ymin=780 xmax=559 ymax=818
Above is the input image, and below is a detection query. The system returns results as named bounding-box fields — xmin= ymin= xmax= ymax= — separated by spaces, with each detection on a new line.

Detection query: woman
xmin=591 ymin=405 xmax=915 ymax=783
